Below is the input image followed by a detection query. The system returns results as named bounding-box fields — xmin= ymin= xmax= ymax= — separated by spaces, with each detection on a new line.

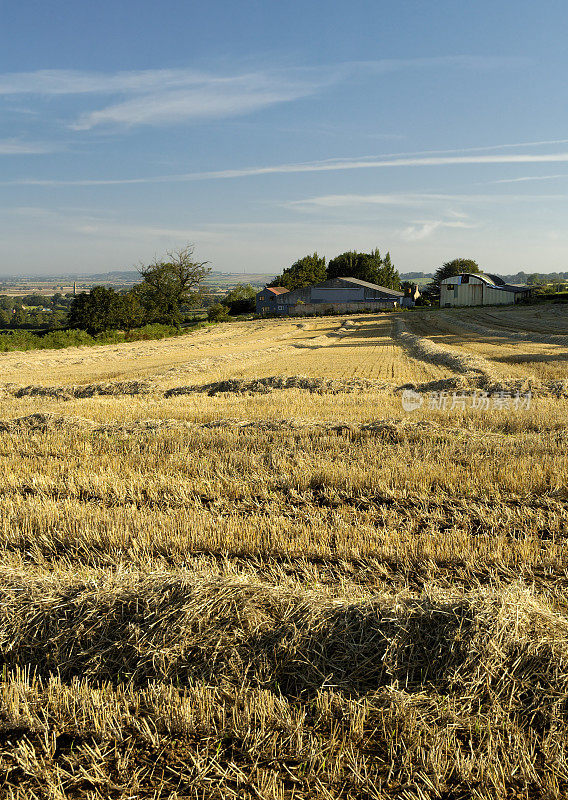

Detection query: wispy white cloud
xmin=0 ymin=68 xmax=222 ymax=95
xmin=288 ymin=192 xmax=431 ymax=209
xmin=0 ymin=57 xmax=527 ymax=96
xmin=203 ymin=152 xmax=568 ymax=178
xmin=287 ymin=191 xmax=564 ymax=210
xmin=484 ymin=173 xmax=568 ymax=185
xmin=0 ymin=57 xmax=529 ymax=130
xmin=400 ymin=219 xmax=477 ymax=241
xmin=0 ymin=67 xmax=321 ymax=130
xmin=0 ymin=139 xmax=57 ymax=155
xmin=9 ymin=149 xmax=568 ymax=186
xmin=72 ymin=80 xmax=312 ymax=130
xmin=400 ymin=139 xmax=568 ymax=157
xmin=4 ymin=205 xmax=320 ymax=238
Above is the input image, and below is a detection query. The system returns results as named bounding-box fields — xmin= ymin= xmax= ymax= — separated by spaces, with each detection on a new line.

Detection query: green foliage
xmin=12 ymin=306 xmax=26 ymax=327
xmin=432 ymin=258 xmax=480 ymax=291
xmin=0 ymin=322 xmax=202 ymax=353
xmin=138 ymin=244 xmax=210 ymax=326
xmin=22 ymin=294 xmax=47 ymax=307
xmin=0 ymin=294 xmax=70 ymax=331
xmin=378 ymin=252 xmax=401 ymax=290
xmin=270 ymin=253 xmax=327 ymax=290
xmin=67 ymin=245 xmax=210 ymax=333
xmin=68 ymin=287 xmax=145 ymax=334
xmin=0 ymin=328 xmax=94 ymax=352
xmin=223 ymin=284 xmax=256 ymax=315
xmin=207 ymin=303 xmax=230 ymax=322
xmin=326 ymin=249 xmax=400 ymax=289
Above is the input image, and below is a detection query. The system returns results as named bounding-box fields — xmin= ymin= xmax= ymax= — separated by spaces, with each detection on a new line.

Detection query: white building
xmin=440 ymin=273 xmax=531 ymax=307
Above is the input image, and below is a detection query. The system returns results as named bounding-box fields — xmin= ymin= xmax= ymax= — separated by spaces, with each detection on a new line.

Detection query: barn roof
xmin=441 ymin=273 xmax=530 ymax=293
xmin=337 ymin=276 xmax=404 ymax=297
xmin=262 ymin=286 xmax=289 ymax=295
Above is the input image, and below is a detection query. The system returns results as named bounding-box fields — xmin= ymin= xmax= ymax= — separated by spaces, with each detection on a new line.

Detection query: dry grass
xmin=404 ymin=306 xmax=568 ymax=381
xmin=0 ymin=306 xmax=567 ymax=797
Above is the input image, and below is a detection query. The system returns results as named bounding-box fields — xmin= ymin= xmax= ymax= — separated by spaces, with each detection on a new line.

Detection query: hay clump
xmin=394 ymin=317 xmax=495 ymax=378
xmin=165 ymin=375 xmax=392 ymax=396
xmin=13 ymin=380 xmax=153 ymax=400
xmin=0 ymin=573 xmax=567 ymax=730
xmin=0 ymin=413 xmax=95 ymax=433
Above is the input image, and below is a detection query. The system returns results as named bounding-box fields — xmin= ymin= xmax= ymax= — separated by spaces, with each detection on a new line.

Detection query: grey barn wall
xmin=256 ymin=277 xmax=403 ymax=315
xmin=288 ymin=301 xmax=396 ymax=316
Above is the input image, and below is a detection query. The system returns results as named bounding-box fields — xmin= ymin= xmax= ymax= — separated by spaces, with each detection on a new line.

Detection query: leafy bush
xmin=0 ymin=322 xmax=207 ymax=353
xmin=207 ymin=304 xmax=230 ymax=322
xmin=223 ymin=284 xmax=257 ymax=314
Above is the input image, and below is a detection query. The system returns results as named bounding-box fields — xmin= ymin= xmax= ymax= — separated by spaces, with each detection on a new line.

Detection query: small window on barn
xmin=446 ymin=284 xmax=455 ymax=290
xmin=461 ymin=274 xmax=469 ymax=284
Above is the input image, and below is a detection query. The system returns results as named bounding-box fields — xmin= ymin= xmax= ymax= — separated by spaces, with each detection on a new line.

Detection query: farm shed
xmin=256 ymin=277 xmax=403 ymax=316
xmin=440 ymin=273 xmax=531 ymax=307
xmin=255 ymin=286 xmax=290 ymax=314
xmin=401 ymin=284 xmax=421 ymax=308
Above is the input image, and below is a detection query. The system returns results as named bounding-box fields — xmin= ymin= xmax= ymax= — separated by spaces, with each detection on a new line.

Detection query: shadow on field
xmin=0 ymin=576 xmax=473 ymax=698
xmin=248 ymin=600 xmax=472 ymax=697
xmin=491 ymin=352 xmax=568 ymax=364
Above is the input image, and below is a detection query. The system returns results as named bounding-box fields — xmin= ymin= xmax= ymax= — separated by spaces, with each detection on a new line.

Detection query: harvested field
xmin=0 ymin=305 xmax=567 ymax=798
xmin=404 ymin=305 xmax=568 ymax=381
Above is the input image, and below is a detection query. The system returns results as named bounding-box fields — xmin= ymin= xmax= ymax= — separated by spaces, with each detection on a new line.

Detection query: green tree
xmin=138 ymin=244 xmax=210 ymax=326
xmin=326 ymin=248 xmax=401 ymax=289
xmin=23 ymin=294 xmax=46 ymax=307
xmin=46 ymin=310 xmax=68 ymax=330
xmin=68 ymin=287 xmax=145 ymax=334
xmin=432 ymin=258 xmax=480 ymax=292
xmin=68 ymin=287 xmax=118 ymax=334
xmin=223 ymin=284 xmax=256 ymax=314
xmin=269 ymin=253 xmax=326 ymax=290
xmin=115 ymin=291 xmax=146 ymax=330
xmin=11 ymin=305 xmax=26 ymax=328
xmin=376 ymin=252 xmax=401 ymax=290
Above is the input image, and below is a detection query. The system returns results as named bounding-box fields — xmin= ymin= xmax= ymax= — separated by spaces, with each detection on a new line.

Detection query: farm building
xmin=256 ymin=277 xmax=403 ymax=316
xmin=255 ymin=286 xmax=290 ymax=314
xmin=440 ymin=273 xmax=531 ymax=307
xmin=401 ymin=284 xmax=421 ymax=308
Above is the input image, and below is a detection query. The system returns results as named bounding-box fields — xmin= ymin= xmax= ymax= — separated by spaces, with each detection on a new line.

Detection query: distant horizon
xmin=0 ymin=265 xmax=561 ymax=283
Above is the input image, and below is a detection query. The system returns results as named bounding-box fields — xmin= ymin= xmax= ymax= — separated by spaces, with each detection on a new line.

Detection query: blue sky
xmin=1 ymin=0 xmax=567 ymax=276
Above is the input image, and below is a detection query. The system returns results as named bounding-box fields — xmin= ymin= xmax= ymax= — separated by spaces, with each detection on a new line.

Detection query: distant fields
xmin=0 ymin=304 xmax=567 ymax=798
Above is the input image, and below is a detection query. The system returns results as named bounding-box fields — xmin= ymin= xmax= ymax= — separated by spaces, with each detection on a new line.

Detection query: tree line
xmin=68 ymin=246 xmax=210 ymax=334
xmin=0 ymin=293 xmax=72 ymax=329
xmin=16 ymin=248 xmax=548 ymax=339
xmin=268 ymin=249 xmax=401 ymax=291
xmin=69 ymin=246 xmax=405 ymax=335
xmin=66 ymin=250 xmax=483 ymax=334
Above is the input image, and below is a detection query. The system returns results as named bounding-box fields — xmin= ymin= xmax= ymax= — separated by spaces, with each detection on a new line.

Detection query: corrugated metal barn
xmin=440 ymin=273 xmax=531 ymax=307
xmin=256 ymin=277 xmax=403 ymax=316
